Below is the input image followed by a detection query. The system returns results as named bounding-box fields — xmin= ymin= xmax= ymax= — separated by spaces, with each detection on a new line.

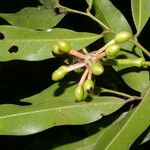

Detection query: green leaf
xmin=39 ymin=0 xmax=59 ymax=9
xmin=93 ymin=110 xmax=134 ymax=149
xmin=93 ymin=0 xmax=132 ymax=33
xmin=94 ymin=84 xmax=150 ymax=150
xmin=93 ymin=0 xmax=149 ymax=92
xmin=86 ymin=0 xmax=93 ymax=12
xmin=49 ymin=132 xmax=97 ymax=150
xmin=0 ymin=6 xmax=65 ymax=30
xmin=131 ymin=0 xmax=150 ymax=36
xmin=140 ymin=129 xmax=150 ymax=145
xmin=0 ymin=25 xmax=102 ymax=61
xmin=116 ymin=47 xmax=149 ymax=92
xmin=50 ymin=113 xmax=128 ymax=150
xmin=0 ymin=82 xmax=126 ymax=135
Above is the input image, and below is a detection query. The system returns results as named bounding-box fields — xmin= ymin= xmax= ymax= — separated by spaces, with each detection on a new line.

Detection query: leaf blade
xmin=95 ymin=84 xmax=150 ymax=150
xmin=93 ymin=0 xmax=149 ymax=92
xmin=94 ymin=110 xmax=134 ymax=150
xmin=0 ymin=6 xmax=65 ymax=30
xmin=0 ymin=82 xmax=126 ymax=135
xmin=93 ymin=0 xmax=132 ymax=32
xmin=0 ymin=26 xmax=102 ymax=61
xmin=86 ymin=0 xmax=93 ymax=12
xmin=131 ymin=0 xmax=150 ymax=35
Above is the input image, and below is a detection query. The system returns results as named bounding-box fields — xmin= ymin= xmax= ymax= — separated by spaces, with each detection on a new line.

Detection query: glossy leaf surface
xmin=94 ymin=111 xmax=133 ymax=149
xmin=0 ymin=82 xmax=125 ymax=135
xmin=0 ymin=6 xmax=64 ymax=30
xmin=93 ymin=0 xmax=149 ymax=92
xmin=94 ymin=84 xmax=150 ymax=149
xmin=0 ymin=26 xmax=102 ymax=61
xmin=39 ymin=0 xmax=59 ymax=9
xmin=131 ymin=0 xmax=150 ymax=35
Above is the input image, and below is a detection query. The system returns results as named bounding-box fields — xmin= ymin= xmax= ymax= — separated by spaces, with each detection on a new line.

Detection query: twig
xmin=66 ymin=62 xmax=85 ymax=72
xmin=69 ymin=50 xmax=86 ymax=59
xmin=130 ymin=39 xmax=150 ymax=58
xmin=55 ymin=3 xmax=110 ymax=30
xmin=99 ymin=87 xmax=140 ymax=100
xmin=79 ymin=69 xmax=89 ymax=85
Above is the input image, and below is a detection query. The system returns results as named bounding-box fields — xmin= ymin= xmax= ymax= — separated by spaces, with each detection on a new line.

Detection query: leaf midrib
xmin=94 ymin=0 xmax=112 ymax=29
xmin=137 ymin=0 xmax=142 ymax=32
xmin=0 ymin=35 xmax=102 ymax=42
xmin=0 ymin=101 xmax=123 ymax=119
xmin=105 ymin=84 xmax=150 ymax=149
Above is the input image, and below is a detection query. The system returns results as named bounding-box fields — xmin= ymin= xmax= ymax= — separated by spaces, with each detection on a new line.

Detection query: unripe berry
xmin=115 ymin=31 xmax=132 ymax=43
xmin=58 ymin=40 xmax=71 ymax=53
xmin=75 ymin=85 xmax=84 ymax=102
xmin=74 ymin=68 xmax=84 ymax=74
xmin=83 ymin=79 xmax=94 ymax=94
xmin=105 ymin=44 xmax=120 ymax=57
xmin=52 ymin=69 xmax=66 ymax=81
xmin=52 ymin=44 xmax=64 ymax=55
xmin=58 ymin=65 xmax=67 ymax=71
xmin=91 ymin=63 xmax=104 ymax=76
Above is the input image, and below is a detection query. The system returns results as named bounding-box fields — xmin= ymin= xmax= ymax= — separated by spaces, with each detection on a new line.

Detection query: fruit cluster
xmin=52 ymin=31 xmax=132 ymax=101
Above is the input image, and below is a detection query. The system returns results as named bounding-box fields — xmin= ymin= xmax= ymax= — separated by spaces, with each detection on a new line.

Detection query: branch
xmin=130 ymin=39 xmax=150 ymax=58
xmin=55 ymin=3 xmax=110 ymax=30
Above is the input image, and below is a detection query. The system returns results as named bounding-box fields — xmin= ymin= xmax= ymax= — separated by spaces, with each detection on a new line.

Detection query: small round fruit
xmin=58 ymin=40 xmax=71 ymax=53
xmin=91 ymin=63 xmax=104 ymax=76
xmin=52 ymin=69 xmax=66 ymax=81
xmin=105 ymin=44 xmax=120 ymax=57
xmin=58 ymin=65 xmax=67 ymax=71
xmin=74 ymin=68 xmax=84 ymax=74
xmin=115 ymin=31 xmax=132 ymax=43
xmin=83 ymin=79 xmax=94 ymax=94
xmin=75 ymin=85 xmax=84 ymax=102
xmin=52 ymin=44 xmax=64 ymax=55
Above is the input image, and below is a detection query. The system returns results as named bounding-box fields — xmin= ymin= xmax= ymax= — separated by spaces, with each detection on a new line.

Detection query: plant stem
xmin=55 ymin=3 xmax=110 ymax=30
xmin=99 ymin=87 xmax=140 ymax=100
xmin=86 ymin=12 xmax=110 ymax=30
xmin=87 ymin=70 xmax=92 ymax=80
xmin=96 ymin=52 xmax=106 ymax=60
xmin=79 ymin=69 xmax=89 ymax=85
xmin=97 ymin=39 xmax=115 ymax=54
xmin=82 ymin=48 xmax=88 ymax=54
xmin=142 ymin=61 xmax=150 ymax=67
xmin=130 ymin=39 xmax=150 ymax=58
xmin=66 ymin=62 xmax=85 ymax=72
xmin=69 ymin=50 xmax=85 ymax=59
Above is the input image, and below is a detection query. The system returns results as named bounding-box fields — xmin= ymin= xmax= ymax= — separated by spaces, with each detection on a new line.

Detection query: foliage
xmin=0 ymin=0 xmax=149 ymax=149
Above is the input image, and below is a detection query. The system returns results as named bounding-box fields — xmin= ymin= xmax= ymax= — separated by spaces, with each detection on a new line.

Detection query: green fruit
xmin=75 ymin=85 xmax=84 ymax=102
xmin=106 ymin=44 xmax=120 ymax=57
xmin=83 ymin=79 xmax=94 ymax=94
xmin=58 ymin=65 xmax=67 ymax=71
xmin=115 ymin=31 xmax=132 ymax=43
xmin=91 ymin=63 xmax=104 ymax=76
xmin=58 ymin=40 xmax=71 ymax=53
xmin=52 ymin=45 xmax=64 ymax=55
xmin=52 ymin=69 xmax=66 ymax=81
xmin=74 ymin=68 xmax=84 ymax=74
